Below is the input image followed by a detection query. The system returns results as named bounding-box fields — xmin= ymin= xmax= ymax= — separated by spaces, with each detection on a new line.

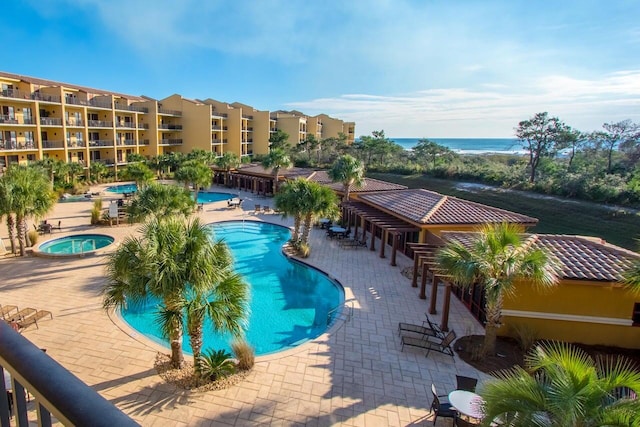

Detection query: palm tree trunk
xmin=190 ymin=324 xmax=204 ymax=377
xmin=301 ymin=213 xmax=313 ymax=244
xmin=292 ymin=215 xmax=302 ymax=242
xmin=17 ymin=216 xmax=27 ymax=256
xmin=165 ymin=298 xmax=185 ymax=368
xmin=272 ymin=170 xmax=279 ymax=194
xmin=343 ymin=183 xmax=350 ymax=203
xmin=6 ymin=215 xmax=16 ymax=254
xmin=482 ymin=294 xmax=503 ymax=356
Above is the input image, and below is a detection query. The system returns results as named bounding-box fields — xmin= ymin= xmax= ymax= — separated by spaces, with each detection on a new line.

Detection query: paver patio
xmin=0 ymin=183 xmax=488 ymax=426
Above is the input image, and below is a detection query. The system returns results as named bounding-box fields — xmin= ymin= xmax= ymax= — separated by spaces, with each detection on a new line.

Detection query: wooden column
xmin=369 ymin=223 xmax=376 ymax=251
xmin=390 ymin=233 xmax=398 ymax=266
xmin=411 ymin=254 xmax=419 ymax=288
xmin=419 ymin=262 xmax=429 ymax=299
xmin=361 ymin=220 xmax=367 ymax=245
xmin=353 ymin=213 xmax=359 ymax=242
xmin=440 ymin=282 xmax=452 ymax=332
xmin=379 ymin=229 xmax=386 ymax=258
xmin=429 ymin=274 xmax=439 ymax=315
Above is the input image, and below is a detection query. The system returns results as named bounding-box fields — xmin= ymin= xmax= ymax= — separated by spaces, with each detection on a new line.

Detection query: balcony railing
xmin=67 ymin=141 xmax=86 ymax=148
xmin=40 ymin=118 xmax=62 ymax=126
xmin=0 ymin=116 xmax=18 ymax=124
xmin=31 ymin=92 xmax=61 ymax=103
xmin=0 ymin=322 xmax=139 ymax=427
xmin=140 ymin=139 xmax=150 ymax=145
xmin=88 ymin=140 xmax=114 ymax=147
xmin=158 ymin=124 xmax=183 ymax=130
xmin=116 ymin=122 xmax=136 ymax=129
xmin=242 ymin=115 xmax=254 ymax=119
xmin=116 ymin=139 xmax=137 ymax=146
xmin=88 ymin=100 xmax=112 ymax=109
xmin=137 ymin=123 xmax=149 ymax=129
xmin=160 ymin=139 xmax=183 ymax=145
xmin=91 ymin=158 xmax=115 ymax=166
xmin=87 ymin=120 xmax=113 ymax=128
xmin=158 ymin=108 xmax=182 ymax=116
xmin=42 ymin=140 xmax=64 ymax=149
xmin=211 ymin=139 xmax=222 ymax=144
xmin=211 ymin=126 xmax=221 ymax=130
xmin=64 ymin=97 xmax=89 ymax=106
xmin=1 ymin=89 xmax=32 ymax=100
xmin=211 ymin=112 xmax=228 ymax=118
xmin=114 ymin=103 xmax=147 ymax=112
xmin=0 ymin=141 xmax=39 ymax=150
xmin=66 ymin=119 xmax=85 ymax=127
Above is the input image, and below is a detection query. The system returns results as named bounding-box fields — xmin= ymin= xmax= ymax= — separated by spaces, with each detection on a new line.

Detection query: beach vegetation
xmin=328 ymin=154 xmax=365 ymax=202
xmin=199 ymin=349 xmax=236 ymax=381
xmin=174 ymin=158 xmax=213 ymax=202
xmin=232 ymin=339 xmax=255 ymax=371
xmin=120 ymin=162 xmax=155 ymax=190
xmin=127 ymin=183 xmax=195 ymax=223
xmin=261 ymin=147 xmax=292 ymax=194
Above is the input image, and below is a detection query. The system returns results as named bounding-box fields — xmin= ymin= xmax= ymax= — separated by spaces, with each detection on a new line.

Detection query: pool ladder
xmin=327 ymin=301 xmax=354 ymax=326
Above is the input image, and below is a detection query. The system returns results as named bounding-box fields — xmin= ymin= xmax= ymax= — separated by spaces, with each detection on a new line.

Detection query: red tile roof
xmin=308 ymin=171 xmax=407 ymax=193
xmin=441 ymin=232 xmax=640 ymax=282
xmin=359 ymin=189 xmax=538 ymax=225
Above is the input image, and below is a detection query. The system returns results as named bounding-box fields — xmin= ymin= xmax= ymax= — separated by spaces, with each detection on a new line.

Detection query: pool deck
xmin=0 ymin=182 xmax=488 ymax=426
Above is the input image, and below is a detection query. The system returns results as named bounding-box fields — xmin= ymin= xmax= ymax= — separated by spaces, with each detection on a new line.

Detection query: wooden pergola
xmin=341 ymin=202 xmax=419 ymax=267
xmin=407 ymin=242 xmax=456 ymax=332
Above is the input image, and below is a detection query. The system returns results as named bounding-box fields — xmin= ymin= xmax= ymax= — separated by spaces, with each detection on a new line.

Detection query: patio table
xmin=449 ymin=390 xmax=484 ymax=420
xmin=329 ymin=226 xmax=347 ymax=238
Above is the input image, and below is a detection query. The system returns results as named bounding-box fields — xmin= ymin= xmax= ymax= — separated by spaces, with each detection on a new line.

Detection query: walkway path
xmin=0 ymin=183 xmax=487 ymax=426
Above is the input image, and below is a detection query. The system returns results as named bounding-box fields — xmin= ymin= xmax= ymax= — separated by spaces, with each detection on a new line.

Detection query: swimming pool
xmin=121 ymin=221 xmax=344 ymax=355
xmin=36 ymin=234 xmax=115 ymax=257
xmin=106 ymin=183 xmax=137 ymax=194
xmin=196 ymin=191 xmax=238 ymax=203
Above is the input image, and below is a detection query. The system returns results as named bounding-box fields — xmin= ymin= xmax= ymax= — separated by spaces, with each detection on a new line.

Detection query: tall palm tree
xmin=3 ymin=166 xmax=56 ymax=256
xmin=174 ymin=159 xmax=213 ymax=202
xmin=482 ymin=341 xmax=640 ymax=426
xmin=436 ymin=223 xmax=560 ymax=356
xmin=182 ymin=240 xmax=248 ymax=377
xmin=102 ymin=216 xmax=249 ymax=368
xmin=274 ymin=179 xmax=306 ymax=242
xmin=0 ymin=176 xmax=17 ymax=253
xmin=299 ymin=181 xmax=339 ymax=245
xmin=328 ymin=154 xmax=365 ymax=202
xmin=89 ymin=161 xmax=108 ymax=183
xmin=215 ymin=152 xmax=240 ymax=186
xmin=127 ymin=183 xmax=195 ymax=223
xmin=261 ymin=148 xmax=292 ymax=194
xmin=120 ymin=162 xmax=155 ymax=190
xmin=35 ymin=157 xmax=59 ymax=188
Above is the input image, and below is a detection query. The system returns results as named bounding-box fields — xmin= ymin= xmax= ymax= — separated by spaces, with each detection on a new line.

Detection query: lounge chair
xmin=424 ymin=314 xmax=446 ymax=338
xmin=398 ymin=322 xmax=442 ymax=338
xmin=263 ymin=206 xmax=272 ymax=214
xmin=7 ymin=307 xmax=36 ymax=323
xmin=13 ymin=310 xmax=53 ymax=331
xmin=401 ymin=330 xmax=457 ymax=358
xmin=0 ymin=305 xmax=18 ymax=320
xmin=254 ymin=204 xmax=261 ymax=214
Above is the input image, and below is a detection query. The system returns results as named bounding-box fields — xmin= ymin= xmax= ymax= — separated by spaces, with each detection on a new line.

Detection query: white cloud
xmin=288 ymin=71 xmax=640 ymax=137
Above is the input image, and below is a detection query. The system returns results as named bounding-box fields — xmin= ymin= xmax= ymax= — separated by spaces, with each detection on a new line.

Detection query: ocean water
xmin=391 ymin=138 xmax=523 ymax=154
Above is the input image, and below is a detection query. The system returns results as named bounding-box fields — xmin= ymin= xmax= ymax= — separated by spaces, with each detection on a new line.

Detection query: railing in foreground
xmin=0 ymin=321 xmax=139 ymax=427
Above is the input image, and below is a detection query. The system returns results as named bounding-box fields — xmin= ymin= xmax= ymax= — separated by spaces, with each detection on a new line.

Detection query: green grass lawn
xmin=369 ymin=173 xmax=640 ymax=251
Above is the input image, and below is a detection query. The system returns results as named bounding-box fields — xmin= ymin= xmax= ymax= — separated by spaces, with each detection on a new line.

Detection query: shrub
xmin=231 ymin=339 xmax=255 ymax=371
xmin=27 ymin=230 xmax=38 ymax=247
xmin=297 ymin=241 xmax=311 ymax=258
xmin=91 ymin=199 xmax=103 ymax=225
xmin=511 ymin=323 xmax=538 ymax=351
xmin=199 ymin=349 xmax=236 ymax=381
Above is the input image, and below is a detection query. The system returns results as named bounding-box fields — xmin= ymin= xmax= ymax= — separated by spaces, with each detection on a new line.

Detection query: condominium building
xmin=0 ymin=72 xmax=354 ymax=174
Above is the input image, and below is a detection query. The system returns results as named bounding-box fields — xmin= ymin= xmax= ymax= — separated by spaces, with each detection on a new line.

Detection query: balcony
xmin=158 ymin=124 xmax=183 ymax=130
xmin=0 ymin=116 xmax=18 ymax=125
xmin=0 ymin=322 xmax=139 ymax=427
xmin=40 ymin=118 xmax=63 ymax=126
xmin=42 ymin=140 xmax=64 ymax=149
xmin=88 ymin=100 xmax=112 ymax=109
xmin=31 ymin=92 xmax=61 ymax=103
xmin=158 ymin=108 xmax=182 ymax=116
xmin=66 ymin=119 xmax=85 ymax=127
xmin=137 ymin=123 xmax=149 ymax=129
xmin=116 ymin=122 xmax=137 ymax=129
xmin=0 ymin=89 xmax=32 ymax=100
xmin=67 ymin=141 xmax=86 ymax=148
xmin=160 ymin=139 xmax=183 ymax=145
xmin=88 ymin=140 xmax=114 ymax=147
xmin=212 ymin=125 xmax=221 ymax=130
xmin=65 ymin=97 xmax=89 ymax=106
xmin=211 ymin=112 xmax=228 ymax=118
xmin=91 ymin=158 xmax=115 ymax=165
xmin=242 ymin=115 xmax=254 ymax=119
xmin=87 ymin=120 xmax=113 ymax=128
xmin=140 ymin=139 xmax=150 ymax=145
xmin=116 ymin=139 xmax=137 ymax=146
xmin=0 ymin=141 xmax=39 ymax=150
xmin=115 ymin=104 xmax=148 ymax=113
xmin=211 ymin=139 xmax=222 ymax=144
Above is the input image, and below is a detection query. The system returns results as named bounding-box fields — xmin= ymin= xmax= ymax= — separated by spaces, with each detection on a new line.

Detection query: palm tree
xmin=0 ymin=176 xmax=17 ymax=253
xmin=174 ymin=159 xmax=213 ymax=202
xmin=328 ymin=154 xmax=365 ymax=202
xmin=274 ymin=179 xmax=307 ymax=242
xmin=261 ymin=148 xmax=292 ymax=194
xmin=35 ymin=157 xmax=59 ymax=188
xmin=215 ymin=152 xmax=240 ymax=186
xmin=2 ymin=166 xmax=56 ymax=256
xmin=127 ymin=183 xmax=195 ymax=223
xmin=482 ymin=341 xmax=640 ymax=426
xmin=120 ymin=162 xmax=155 ymax=190
xmin=102 ymin=216 xmax=249 ymax=369
xmin=67 ymin=162 xmax=85 ymax=186
xmin=436 ymin=223 xmax=560 ymax=356
xmin=299 ymin=181 xmax=339 ymax=244
xmin=89 ymin=161 xmax=108 ymax=183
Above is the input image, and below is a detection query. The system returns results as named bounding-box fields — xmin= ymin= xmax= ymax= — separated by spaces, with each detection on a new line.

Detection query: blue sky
xmin=4 ymin=0 xmax=640 ymax=138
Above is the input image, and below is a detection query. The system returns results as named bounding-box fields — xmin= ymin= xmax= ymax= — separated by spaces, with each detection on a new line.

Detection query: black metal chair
xmin=431 ymin=383 xmax=457 ymax=425
xmin=455 ymin=375 xmax=478 ymax=392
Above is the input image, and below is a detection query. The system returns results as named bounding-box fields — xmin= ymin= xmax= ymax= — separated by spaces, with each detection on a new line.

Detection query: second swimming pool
xmin=120 ymin=220 xmax=344 ymax=356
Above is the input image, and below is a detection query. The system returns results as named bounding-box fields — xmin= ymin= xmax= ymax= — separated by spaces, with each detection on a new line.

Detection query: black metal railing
xmin=0 ymin=321 xmax=139 ymax=427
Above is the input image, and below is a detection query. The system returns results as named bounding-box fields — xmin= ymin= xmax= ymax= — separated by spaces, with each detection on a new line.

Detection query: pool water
xmin=121 ymin=221 xmax=344 ymax=355
xmin=106 ymin=183 xmax=137 ymax=194
xmin=196 ymin=192 xmax=239 ymax=203
xmin=39 ymin=234 xmax=115 ymax=254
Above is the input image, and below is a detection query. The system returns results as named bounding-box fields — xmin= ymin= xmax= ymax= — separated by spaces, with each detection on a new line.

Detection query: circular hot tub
xmin=34 ymin=234 xmax=115 ymax=258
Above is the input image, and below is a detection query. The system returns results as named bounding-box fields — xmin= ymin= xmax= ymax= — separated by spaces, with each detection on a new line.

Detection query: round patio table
xmin=448 ymin=390 xmax=484 ymax=420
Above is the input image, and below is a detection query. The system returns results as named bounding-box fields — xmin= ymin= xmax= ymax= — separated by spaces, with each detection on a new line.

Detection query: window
xmin=24 ymin=132 xmax=34 ymax=148
xmin=633 ymin=303 xmax=640 ymax=326
xmin=76 ymin=132 xmax=83 ymax=142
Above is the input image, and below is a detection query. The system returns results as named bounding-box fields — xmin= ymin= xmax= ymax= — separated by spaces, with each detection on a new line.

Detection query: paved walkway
xmin=0 ymin=183 xmax=487 ymax=426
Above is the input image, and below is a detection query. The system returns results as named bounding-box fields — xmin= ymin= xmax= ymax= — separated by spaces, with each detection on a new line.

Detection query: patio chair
xmin=263 ymin=206 xmax=272 ymax=214
xmin=7 ymin=307 xmax=36 ymax=323
xmin=13 ymin=310 xmax=52 ymax=331
xmin=254 ymin=204 xmax=261 ymax=214
xmin=431 ymin=383 xmax=457 ymax=425
xmin=0 ymin=305 xmax=18 ymax=320
xmin=398 ymin=322 xmax=442 ymax=338
xmin=401 ymin=330 xmax=457 ymax=358
xmin=424 ymin=313 xmax=446 ymax=338
xmin=455 ymin=375 xmax=478 ymax=393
